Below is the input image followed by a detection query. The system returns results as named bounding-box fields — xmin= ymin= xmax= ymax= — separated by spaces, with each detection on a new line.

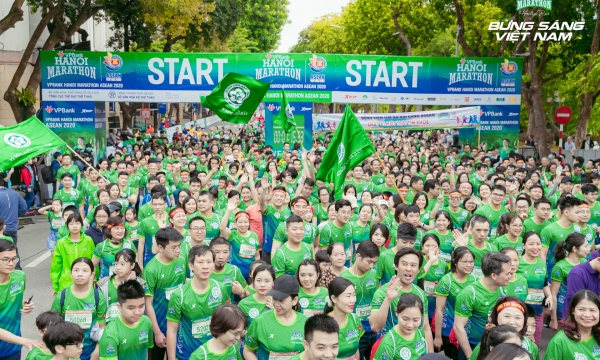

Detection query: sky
xmin=275 ymin=0 xmax=351 ymax=53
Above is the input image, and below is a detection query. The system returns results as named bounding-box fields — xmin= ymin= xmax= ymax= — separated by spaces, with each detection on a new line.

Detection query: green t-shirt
xmin=376 ymin=247 xmax=398 ymax=285
xmin=350 ymin=220 xmax=371 ymax=251
xmin=335 ymin=313 xmax=364 ymax=358
xmin=473 ymin=204 xmax=509 ymax=237
xmin=262 ymin=205 xmax=292 ymax=254
xmin=53 ymin=188 xmax=83 ymax=208
xmin=199 ymin=212 xmax=222 ymax=245
xmin=93 ymin=239 xmax=136 ymax=280
xmin=470 ymin=336 xmax=539 ymax=360
xmin=418 ymin=259 xmax=448 ymax=317
xmin=545 ymin=330 xmax=600 ymax=360
xmin=500 ymin=274 xmax=529 ymax=302
xmin=455 ymin=239 xmax=498 ymax=280
xmin=166 ymin=280 xmax=228 ymax=359
xmin=455 ymin=280 xmax=501 ymax=345
xmin=245 ymin=310 xmax=307 ymax=360
xmin=125 ymin=221 xmax=141 ymax=246
xmin=0 ymin=270 xmax=26 ymax=357
xmin=540 ymin=222 xmax=577 ymax=273
xmin=523 ymin=218 xmax=550 ymax=236
xmin=24 ymin=347 xmax=53 ymax=360
xmin=228 ymin=230 xmax=260 ymax=279
xmin=517 ymin=257 xmax=547 ymax=314
xmin=425 ymin=229 xmax=454 ymax=263
xmin=551 ymin=258 xmax=586 ymax=319
xmin=339 ymin=268 xmax=379 ymax=333
xmin=46 ymin=211 xmax=64 ymax=232
xmin=298 ymin=287 xmax=328 ymax=317
xmin=434 ymin=273 xmax=476 ymax=337
xmin=141 ymin=256 xmax=187 ymax=334
xmin=371 ymin=283 xmax=427 ymax=335
xmin=138 ymin=203 xmax=154 ymax=220
xmin=189 ymin=342 xmax=242 ymax=360
xmin=51 ymin=286 xmax=107 ymax=360
xmin=441 ymin=206 xmax=471 ymax=230
xmin=319 ymin=222 xmax=354 ymax=266
xmin=209 ymin=264 xmax=247 ymax=303
xmin=373 ymin=326 xmax=427 ymax=360
xmin=238 ymin=294 xmax=268 ymax=326
xmin=98 ymin=315 xmax=154 ymax=360
xmin=272 ymin=243 xmax=314 ymax=278
xmin=492 ymin=234 xmax=523 ymax=254
xmin=56 ymin=165 xmax=81 ymax=187
xmin=273 ymin=222 xmax=319 ymax=247
xmin=139 ymin=216 xmax=165 ymax=266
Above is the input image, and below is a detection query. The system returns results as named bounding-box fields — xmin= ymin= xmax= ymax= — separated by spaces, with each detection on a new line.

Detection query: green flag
xmin=274 ymin=89 xmax=296 ymax=133
xmin=201 ymin=72 xmax=270 ymax=124
xmin=316 ymin=106 xmax=375 ymax=200
xmin=0 ymin=116 xmax=65 ymax=171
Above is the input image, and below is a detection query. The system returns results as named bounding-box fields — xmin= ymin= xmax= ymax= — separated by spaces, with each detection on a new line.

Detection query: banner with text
xmin=40 ymin=51 xmax=522 ymax=106
xmin=264 ymin=102 xmax=314 ymax=156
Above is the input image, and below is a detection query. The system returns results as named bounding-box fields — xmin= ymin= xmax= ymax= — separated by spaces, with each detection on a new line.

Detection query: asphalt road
xmin=14 ymin=215 xmax=553 ymax=359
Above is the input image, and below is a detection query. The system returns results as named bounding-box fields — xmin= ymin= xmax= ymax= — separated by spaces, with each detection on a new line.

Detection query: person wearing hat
xmin=547 ymin=175 xmax=574 ymax=209
xmin=244 ymin=274 xmax=308 ymax=360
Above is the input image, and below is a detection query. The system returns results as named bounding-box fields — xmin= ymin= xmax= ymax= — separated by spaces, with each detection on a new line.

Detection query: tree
xmin=0 ymin=0 xmax=25 ymax=36
xmin=241 ymin=0 xmax=289 ymax=52
xmin=227 ymin=27 xmax=259 ymax=52
xmin=102 ymin=0 xmax=153 ymax=51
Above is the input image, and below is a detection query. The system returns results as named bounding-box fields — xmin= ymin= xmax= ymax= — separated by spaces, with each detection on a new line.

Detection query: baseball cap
xmin=267 ymin=274 xmax=299 ymax=301
xmin=560 ymin=176 xmax=573 ymax=184
xmin=378 ymin=199 xmax=389 ymax=207
xmin=344 ymin=194 xmax=359 ymax=208
xmin=225 ymin=155 xmax=235 ymax=163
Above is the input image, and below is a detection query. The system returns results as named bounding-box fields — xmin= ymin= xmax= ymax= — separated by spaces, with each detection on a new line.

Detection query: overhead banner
xmin=40 ymin=51 xmax=522 ymax=106
xmin=264 ymin=102 xmax=314 ymax=156
xmin=313 ymin=107 xmax=481 ymax=131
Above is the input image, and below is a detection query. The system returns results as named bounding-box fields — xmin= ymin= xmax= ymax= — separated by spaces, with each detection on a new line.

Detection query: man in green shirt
xmin=272 ymin=215 xmax=314 ymax=277
xmin=99 ymin=280 xmax=154 ymax=360
xmin=319 ymin=199 xmax=354 ymax=266
xmin=523 ymin=199 xmax=551 ymax=235
xmin=142 ymin=228 xmax=186 ymax=360
xmin=209 ymin=237 xmax=248 ymax=303
xmin=474 ymin=184 xmax=512 ymax=237
xmin=339 ymin=241 xmax=379 ymax=360
xmin=53 ymin=174 xmax=84 ymax=217
xmin=442 ymin=190 xmax=471 ymax=230
xmin=454 ymin=252 xmax=512 ymax=359
xmin=166 ymin=245 xmax=228 ymax=360
xmin=377 ymin=223 xmax=417 ymax=284
xmin=369 ymin=159 xmax=385 ymax=186
xmin=405 ymin=176 xmax=424 ymax=204
xmin=290 ymin=315 xmax=339 ymax=360
xmin=197 ymin=191 xmax=222 ymax=245
xmin=55 ymin=153 xmax=81 ymax=189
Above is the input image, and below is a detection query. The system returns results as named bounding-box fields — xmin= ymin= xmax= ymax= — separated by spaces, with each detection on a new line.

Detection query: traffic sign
xmin=141 ymin=108 xmax=151 ymax=120
xmin=555 ymin=106 xmax=572 ymax=125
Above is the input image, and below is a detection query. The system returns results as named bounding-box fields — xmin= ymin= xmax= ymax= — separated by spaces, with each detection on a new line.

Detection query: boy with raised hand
xmin=166 ymin=245 xmax=228 ymax=360
xmin=272 ymin=215 xmax=314 ymax=277
xmin=142 ymin=228 xmax=186 ymax=360
xmin=53 ymin=174 xmax=84 ymax=217
xmin=25 ymin=311 xmax=63 ymax=360
xmin=0 ymin=239 xmax=40 ymax=360
xmin=42 ymin=321 xmax=84 ymax=360
xmin=209 ymin=237 xmax=248 ymax=303
xmin=99 ymin=280 xmax=153 ymax=360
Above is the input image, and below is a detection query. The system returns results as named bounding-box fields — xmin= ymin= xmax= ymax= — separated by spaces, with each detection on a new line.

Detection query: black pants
xmin=260 ymin=250 xmax=272 ymax=265
xmin=4 ymin=231 xmax=21 ymax=270
xmin=148 ymin=339 xmax=166 ymax=360
xmin=442 ymin=335 xmax=459 ymax=360
xmin=359 ymin=331 xmax=377 ymax=360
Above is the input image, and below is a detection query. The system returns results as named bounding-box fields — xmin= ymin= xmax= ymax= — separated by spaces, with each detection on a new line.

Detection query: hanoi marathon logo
xmin=448 ymin=59 xmax=493 ymax=86
xmin=516 ymin=0 xmax=551 ymax=11
xmin=255 ymin=53 xmax=301 ymax=82
xmin=47 ymin=52 xmax=97 ymax=80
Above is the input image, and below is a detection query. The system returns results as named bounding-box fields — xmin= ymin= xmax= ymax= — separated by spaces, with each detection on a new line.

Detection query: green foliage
xmin=227 ymin=27 xmax=259 ymax=53
xmin=241 ymin=0 xmax=289 ymax=52
xmin=16 ymin=87 xmax=35 ymax=107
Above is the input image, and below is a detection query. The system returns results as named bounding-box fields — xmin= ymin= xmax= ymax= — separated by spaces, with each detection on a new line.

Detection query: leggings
xmin=534 ymin=313 xmax=543 ymax=345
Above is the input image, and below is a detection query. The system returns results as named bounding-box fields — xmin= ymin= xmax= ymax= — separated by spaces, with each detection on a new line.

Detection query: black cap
xmin=560 ymin=176 xmax=573 ymax=184
xmin=267 ymin=274 xmax=299 ymax=301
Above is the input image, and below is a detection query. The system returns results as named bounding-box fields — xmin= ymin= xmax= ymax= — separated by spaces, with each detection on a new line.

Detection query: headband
xmin=580 ymin=203 xmax=590 ymax=209
xmin=460 ymin=183 xmax=472 ymax=188
xmin=497 ymin=301 xmax=525 ymax=314
xmin=273 ymin=189 xmax=287 ymax=196
xmin=292 ymin=198 xmax=308 ymax=207
xmin=170 ymin=208 xmax=185 ymax=218
xmin=449 ymin=191 xmax=462 ymax=197
xmin=235 ymin=212 xmax=250 ymax=220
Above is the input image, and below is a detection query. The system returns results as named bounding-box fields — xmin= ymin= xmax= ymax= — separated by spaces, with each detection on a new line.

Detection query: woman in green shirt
xmin=170 ymin=207 xmax=190 ymax=242
xmin=297 ymin=259 xmax=328 ymax=317
xmin=550 ymin=233 xmax=589 ymax=330
xmin=324 ymin=277 xmax=363 ymax=360
xmin=239 ymin=265 xmax=274 ymax=326
xmin=544 ymin=290 xmax=600 ymax=360
xmin=314 ymin=187 xmax=331 ymax=226
xmin=189 ymin=304 xmax=246 ymax=360
xmin=493 ymin=214 xmax=524 ymax=254
xmin=425 ymin=211 xmax=454 ymax=263
xmin=418 ymin=234 xmax=448 ymax=321
xmin=499 ymin=247 xmax=529 ymax=302
xmin=372 ymin=294 xmax=427 ymax=360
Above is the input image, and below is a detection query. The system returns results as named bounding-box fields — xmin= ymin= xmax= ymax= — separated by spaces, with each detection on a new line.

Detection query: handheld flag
xmin=0 ymin=116 xmax=65 ymax=171
xmin=201 ymin=73 xmax=270 ymax=124
xmin=274 ymin=89 xmax=296 ymax=133
xmin=316 ymin=106 xmax=375 ymax=200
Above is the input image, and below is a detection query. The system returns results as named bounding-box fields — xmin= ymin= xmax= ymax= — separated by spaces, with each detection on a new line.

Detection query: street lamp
xmin=547 ymin=90 xmax=565 ymax=150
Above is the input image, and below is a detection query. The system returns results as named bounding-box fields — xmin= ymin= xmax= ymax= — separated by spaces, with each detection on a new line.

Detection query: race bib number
xmin=239 ymin=244 xmax=256 ymax=259
xmin=490 ymin=228 xmax=497 ymax=237
xmin=65 ymin=310 xmax=93 ymax=329
xmin=345 ymin=248 xmax=351 ymax=261
xmin=424 ymin=281 xmax=437 ymax=296
xmin=51 ymin=218 xmax=65 ymax=229
xmin=106 ymin=304 xmax=120 ymax=320
xmin=302 ymin=309 xmax=323 ymax=318
xmin=268 ymin=352 xmax=297 ymax=360
xmin=438 ymin=253 xmax=451 ymax=263
xmin=472 ymin=267 xmax=483 ymax=280
xmin=165 ymin=286 xmax=178 ymax=300
xmin=191 ymin=318 xmax=211 ymax=338
xmin=118 ymin=198 xmax=129 ymax=208
xmin=356 ymin=304 xmax=372 ymax=318
xmin=526 ymin=288 xmax=545 ymax=305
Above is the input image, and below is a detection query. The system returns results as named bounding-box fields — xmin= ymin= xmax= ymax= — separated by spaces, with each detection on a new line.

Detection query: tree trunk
xmin=0 ymin=0 xmax=25 ymax=36
xmin=119 ymin=102 xmax=141 ymax=129
xmin=574 ymin=6 xmax=600 ymax=147
xmin=451 ymin=0 xmax=474 ymax=57
xmin=390 ymin=4 xmax=412 ymax=56
xmin=389 ymin=104 xmax=397 ymax=113
xmin=527 ymin=37 xmax=552 ymax=156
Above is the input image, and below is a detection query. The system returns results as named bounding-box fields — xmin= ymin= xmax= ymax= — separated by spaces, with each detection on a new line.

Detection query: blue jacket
xmin=0 ymin=188 xmax=27 ymax=232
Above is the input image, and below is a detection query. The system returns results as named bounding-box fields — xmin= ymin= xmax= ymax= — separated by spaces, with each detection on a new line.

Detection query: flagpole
xmin=374 ymin=152 xmax=406 ymax=204
xmin=295 ymin=127 xmax=303 ymax=147
xmin=66 ymin=144 xmax=108 ymax=182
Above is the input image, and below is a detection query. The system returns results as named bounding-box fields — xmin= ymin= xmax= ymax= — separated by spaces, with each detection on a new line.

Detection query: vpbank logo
xmin=267 ymin=104 xmax=275 ymax=112
xmin=45 ymin=106 xmax=74 ymax=114
xmin=45 ymin=105 xmax=54 ymax=113
xmin=4 ymin=133 xmax=31 ymax=149
xmin=308 ymin=54 xmax=327 ymax=73
xmin=104 ymin=52 xmax=123 ymax=71
xmin=500 ymin=59 xmax=518 ymax=77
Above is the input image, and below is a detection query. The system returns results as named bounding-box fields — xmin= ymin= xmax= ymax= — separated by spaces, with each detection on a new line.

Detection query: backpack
xmin=41 ymin=166 xmax=55 ymax=184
